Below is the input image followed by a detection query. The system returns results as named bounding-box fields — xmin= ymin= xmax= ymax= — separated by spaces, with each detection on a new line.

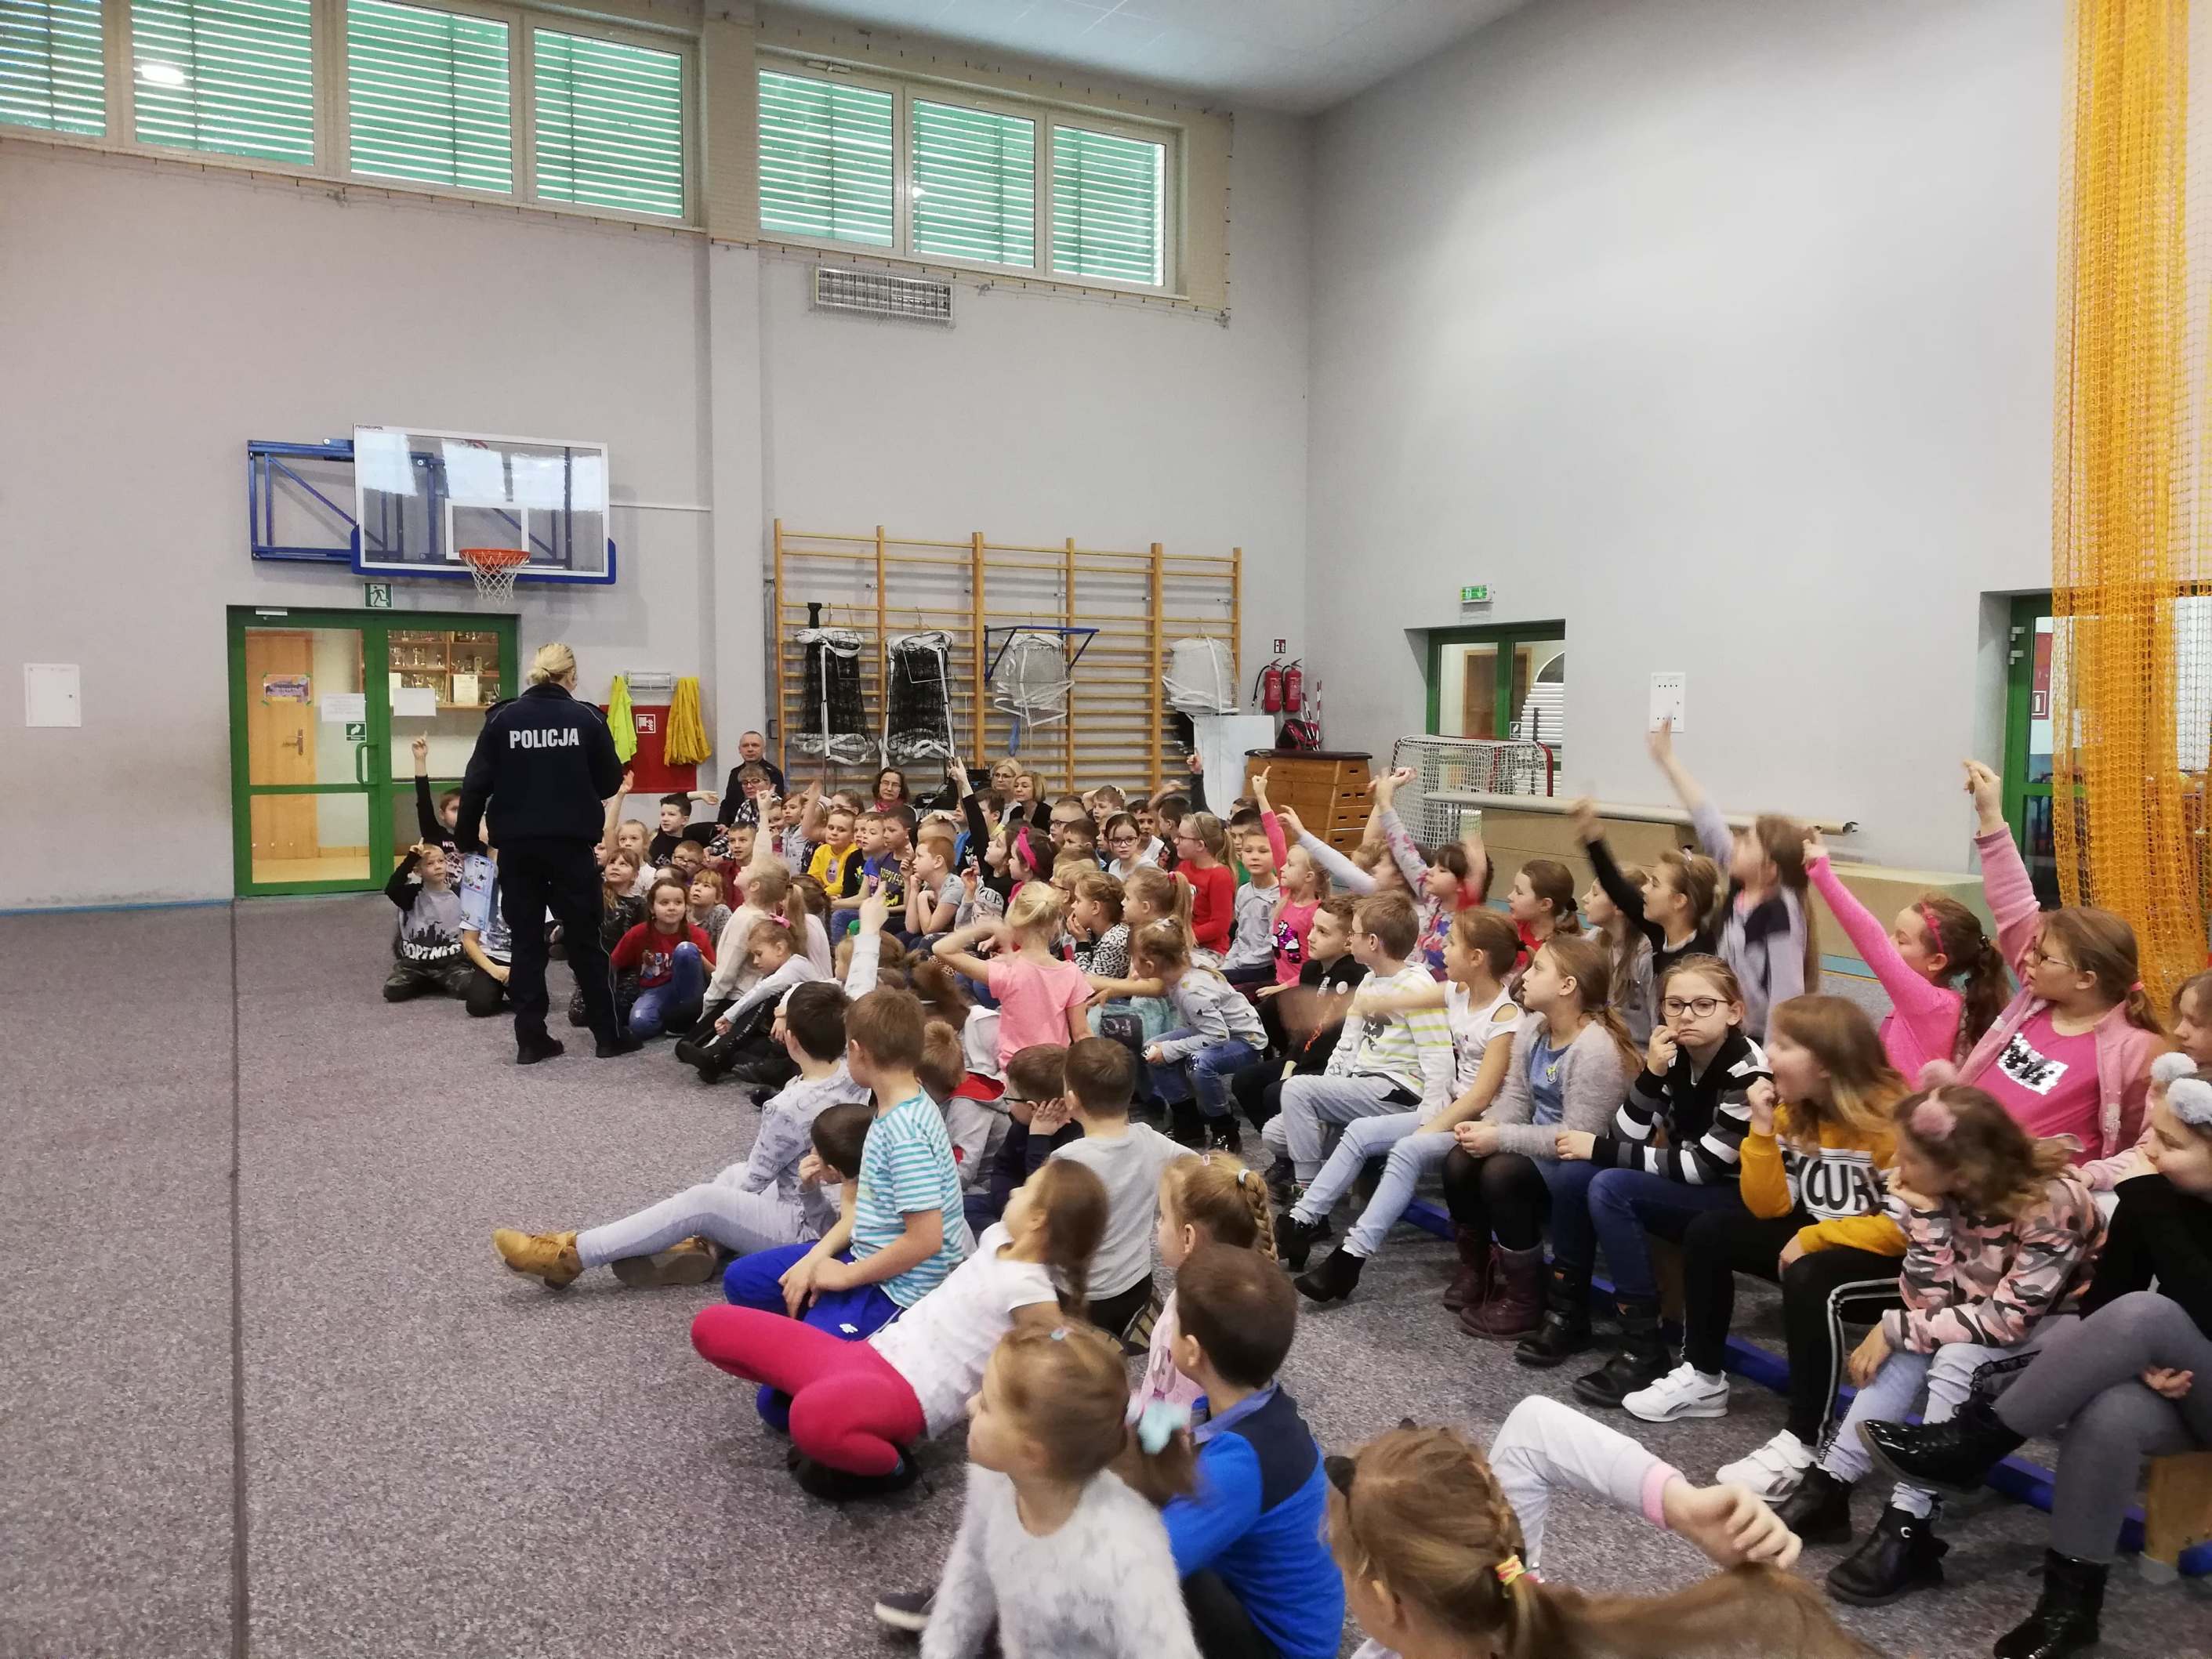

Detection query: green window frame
xmin=1 ymin=0 xmax=105 ymax=135
xmin=911 ymin=96 xmax=1034 ymax=269
xmin=1050 ymin=123 xmax=1162 ymax=287
xmin=346 ymin=0 xmax=511 ymax=194
xmin=756 ymin=66 xmax=893 ymax=247
xmin=130 ymin=0 xmax=316 ymax=165
xmin=1423 ymin=622 xmax=1569 ymax=740
xmin=531 ymin=25 xmax=684 ymax=219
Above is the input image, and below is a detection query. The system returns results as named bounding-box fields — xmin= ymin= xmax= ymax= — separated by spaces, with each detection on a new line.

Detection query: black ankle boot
xmin=1295 ymin=1244 xmax=1365 ymax=1304
xmin=1571 ymin=1297 xmax=1669 ymax=1409
xmin=1264 ymin=1154 xmax=1297 ymax=1212
xmin=1514 ymin=1266 xmax=1591 ymax=1368
xmin=1772 ymin=1465 xmax=1855 ymax=1546
xmin=1169 ymin=1101 xmax=1208 ymax=1149
xmin=1275 ymin=1212 xmax=1332 ymax=1273
xmin=1858 ymin=1395 xmax=2025 ymax=1499
xmin=1825 ymin=1504 xmax=1947 ymax=1606
xmin=1994 ymin=1550 xmax=2106 ymax=1659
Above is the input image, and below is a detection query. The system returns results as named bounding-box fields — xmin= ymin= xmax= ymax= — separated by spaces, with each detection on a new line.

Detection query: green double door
xmin=227 ymin=607 xmax=517 ymax=896
xmin=1424 ymin=622 xmax=1569 ymax=755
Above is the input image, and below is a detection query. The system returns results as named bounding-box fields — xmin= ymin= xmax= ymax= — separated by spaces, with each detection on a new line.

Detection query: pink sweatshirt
xmin=1806 ymin=851 xmax=1964 ymax=1078
xmin=1261 ymin=810 xmax=1316 ymax=984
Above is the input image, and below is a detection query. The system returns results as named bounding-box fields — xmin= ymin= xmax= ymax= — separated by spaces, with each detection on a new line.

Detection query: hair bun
xmin=2152 ymin=1050 xmax=2198 ymax=1086
xmin=1916 ymin=1060 xmax=1960 ymax=1090
xmin=2169 ymin=1076 xmax=2212 ymax=1129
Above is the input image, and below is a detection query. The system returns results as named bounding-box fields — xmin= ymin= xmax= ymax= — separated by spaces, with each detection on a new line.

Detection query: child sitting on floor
xmin=1047 ymin=1037 xmax=1185 ymax=1342
xmin=676 ymin=913 xmax=824 ymax=1088
xmin=382 ymin=842 xmax=469 ymax=1002
xmin=718 ymin=987 xmax=970 ymax=1338
xmin=687 ymin=867 xmax=731 ymax=943
xmin=935 ymin=884 xmax=1093 ymax=1066
xmin=1221 ymin=819 xmax=1281 ymax=990
xmin=1140 ymin=1154 xmax=1275 ymax=1415
xmin=609 ymin=874 xmax=716 ymax=1040
xmin=1137 ymin=922 xmax=1268 ymax=1151
xmin=988 ymin=1044 xmax=1080 ymax=1221
xmin=491 ymin=982 xmax=869 ymax=1288
xmin=691 ymin=1157 xmax=1108 ymax=1501
xmin=1154 ymin=1244 xmax=1342 ymax=1659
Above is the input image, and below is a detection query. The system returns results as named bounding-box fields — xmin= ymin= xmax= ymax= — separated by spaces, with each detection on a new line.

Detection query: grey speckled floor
xmin=2 ymin=898 xmax=2207 ymax=1659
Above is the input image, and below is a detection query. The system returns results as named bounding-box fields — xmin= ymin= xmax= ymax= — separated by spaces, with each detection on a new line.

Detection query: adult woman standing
xmin=454 ymin=643 xmax=638 ymax=1063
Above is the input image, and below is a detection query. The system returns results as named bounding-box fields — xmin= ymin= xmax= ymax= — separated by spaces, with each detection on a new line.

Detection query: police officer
xmin=454 ymin=643 xmax=638 ymax=1063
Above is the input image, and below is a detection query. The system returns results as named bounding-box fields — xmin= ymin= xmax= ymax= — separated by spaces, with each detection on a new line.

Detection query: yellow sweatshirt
xmin=1740 ymin=1105 xmax=1906 ymax=1258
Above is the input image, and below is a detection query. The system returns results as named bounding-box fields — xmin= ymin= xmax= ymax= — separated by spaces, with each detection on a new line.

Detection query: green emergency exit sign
xmin=1460 ymin=584 xmax=1492 ymax=604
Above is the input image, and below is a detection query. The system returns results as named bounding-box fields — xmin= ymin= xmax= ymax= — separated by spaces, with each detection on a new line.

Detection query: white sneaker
xmin=1715 ymin=1429 xmax=1815 ymax=1500
xmin=1623 ymin=1362 xmax=1730 ymax=1423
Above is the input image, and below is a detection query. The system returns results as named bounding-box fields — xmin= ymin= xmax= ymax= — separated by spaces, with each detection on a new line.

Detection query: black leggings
xmin=1184 ymin=1568 xmax=1280 ymax=1659
xmin=463 ymin=965 xmax=509 ymax=1018
xmin=1087 ymin=1278 xmax=1153 ymax=1342
xmin=1680 ymin=1206 xmax=1901 ymax=1444
xmin=1440 ymin=1149 xmax=1553 ymax=1251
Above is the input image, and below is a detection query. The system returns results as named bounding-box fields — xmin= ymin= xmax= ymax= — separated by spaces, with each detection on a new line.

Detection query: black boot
xmin=674 ymin=1029 xmax=732 ymax=1079
xmin=516 ymin=1032 xmax=566 ymax=1065
xmin=1207 ymin=1117 xmax=1242 ymax=1154
xmin=1275 ymin=1212 xmax=1332 ymax=1273
xmin=1169 ymin=1100 xmax=1208 ymax=1150
xmin=1772 ymin=1465 xmax=1855 ymax=1546
xmin=1295 ymin=1244 xmax=1365 ymax=1304
xmin=1858 ymin=1395 xmax=2025 ymax=1500
xmin=1514 ymin=1266 xmax=1591 ymax=1368
xmin=1572 ymin=1297 xmax=1669 ymax=1409
xmin=1993 ymin=1550 xmax=2106 ymax=1659
xmin=1824 ymin=1504 xmax=1947 ymax=1606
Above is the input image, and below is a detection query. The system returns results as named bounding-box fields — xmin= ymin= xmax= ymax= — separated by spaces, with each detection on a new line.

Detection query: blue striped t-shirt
xmin=854 ymin=1091 xmax=967 ymax=1307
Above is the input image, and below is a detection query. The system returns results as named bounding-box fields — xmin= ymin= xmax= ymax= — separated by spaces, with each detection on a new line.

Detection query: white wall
xmin=1307 ymin=0 xmax=2063 ymax=869
xmin=0 ymin=107 xmax=1309 ymax=909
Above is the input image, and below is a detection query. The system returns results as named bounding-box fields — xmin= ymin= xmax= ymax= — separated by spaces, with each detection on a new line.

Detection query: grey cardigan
xmin=1482 ymin=1013 xmax=1631 ymax=1159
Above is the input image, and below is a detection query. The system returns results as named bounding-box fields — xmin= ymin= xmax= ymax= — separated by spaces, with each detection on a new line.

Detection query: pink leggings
xmin=691 ymin=1306 xmax=927 ymax=1475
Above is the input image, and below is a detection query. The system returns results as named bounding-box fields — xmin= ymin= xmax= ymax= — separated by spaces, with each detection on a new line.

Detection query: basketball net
xmin=460 ymin=547 xmax=528 ymax=603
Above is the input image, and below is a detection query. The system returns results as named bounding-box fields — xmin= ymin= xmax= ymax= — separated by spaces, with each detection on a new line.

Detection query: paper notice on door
xmin=391 ymin=686 xmax=439 ymax=718
xmin=319 ymin=691 xmax=367 ymax=723
xmin=452 ymin=672 xmax=480 ymax=707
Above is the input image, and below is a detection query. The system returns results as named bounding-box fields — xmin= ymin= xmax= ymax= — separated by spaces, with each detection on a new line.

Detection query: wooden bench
xmin=2143 ymin=1451 xmax=2212 ymax=1582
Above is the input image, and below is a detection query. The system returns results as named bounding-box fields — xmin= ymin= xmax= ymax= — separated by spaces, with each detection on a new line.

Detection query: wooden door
xmin=245 ymin=632 xmax=317 ymax=859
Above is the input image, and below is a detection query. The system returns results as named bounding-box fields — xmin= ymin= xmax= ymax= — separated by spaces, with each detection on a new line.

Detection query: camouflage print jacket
xmin=1880 ymin=1165 xmax=2105 ymax=1354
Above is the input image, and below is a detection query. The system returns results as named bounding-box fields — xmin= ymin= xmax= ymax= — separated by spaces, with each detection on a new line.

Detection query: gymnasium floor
xmin=4 ymin=897 xmax=2206 ymax=1659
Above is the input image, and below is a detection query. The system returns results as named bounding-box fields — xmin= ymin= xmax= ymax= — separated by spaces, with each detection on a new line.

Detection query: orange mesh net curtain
xmin=2051 ymin=0 xmax=2209 ymax=999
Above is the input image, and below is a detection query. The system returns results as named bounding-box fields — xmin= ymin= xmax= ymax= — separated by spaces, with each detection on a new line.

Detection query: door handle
xmin=285 ymin=731 xmax=305 ymax=755
xmin=354 ymin=743 xmax=371 ymax=786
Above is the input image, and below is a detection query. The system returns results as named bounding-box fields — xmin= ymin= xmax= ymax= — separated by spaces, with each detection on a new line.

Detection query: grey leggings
xmin=1996 ymin=1291 xmax=2212 ymax=1562
xmin=574 ymin=1161 xmax=810 ymax=1270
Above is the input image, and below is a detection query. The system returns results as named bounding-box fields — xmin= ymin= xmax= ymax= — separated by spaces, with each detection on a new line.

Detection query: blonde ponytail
xmin=527 ymin=642 xmax=578 ymax=686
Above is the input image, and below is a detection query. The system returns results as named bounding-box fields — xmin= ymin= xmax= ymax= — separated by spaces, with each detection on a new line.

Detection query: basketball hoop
xmin=459 ymin=546 xmax=528 ymax=603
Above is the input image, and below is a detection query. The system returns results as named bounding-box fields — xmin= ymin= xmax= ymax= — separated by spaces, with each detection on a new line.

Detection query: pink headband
xmin=1916 ymin=902 xmax=1946 ymax=955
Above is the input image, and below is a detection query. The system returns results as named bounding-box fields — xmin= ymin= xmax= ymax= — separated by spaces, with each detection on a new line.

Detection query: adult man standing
xmin=455 ymin=643 xmax=638 ymax=1063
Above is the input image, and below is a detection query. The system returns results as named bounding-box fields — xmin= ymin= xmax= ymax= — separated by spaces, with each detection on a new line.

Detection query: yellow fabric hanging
xmin=665 ymin=676 xmax=711 ymax=767
xmin=606 ymin=675 xmax=637 ymax=764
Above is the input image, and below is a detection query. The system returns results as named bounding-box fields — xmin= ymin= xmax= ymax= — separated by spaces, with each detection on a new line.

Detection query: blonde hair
xmin=1329 ymin=1425 xmax=1875 ymax=1659
xmin=990 ymin=1324 xmax=1194 ymax=1493
xmin=1539 ymin=934 xmax=1639 ymax=1074
xmin=1766 ymin=995 xmax=1906 ymax=1147
xmin=1005 ymin=881 xmax=1066 ymax=942
xmin=1160 ymin=1152 xmax=1275 ymax=1260
xmin=1656 ymin=849 xmax=1722 ymax=929
xmin=1072 ymin=868 xmax=1125 ymax=925
xmin=1132 ymin=918 xmax=1200 ymax=976
xmin=1182 ymin=812 xmax=1230 ymax=862
xmin=1123 ymin=865 xmax=1192 ymax=938
xmin=527 ymin=643 xmax=577 ymax=686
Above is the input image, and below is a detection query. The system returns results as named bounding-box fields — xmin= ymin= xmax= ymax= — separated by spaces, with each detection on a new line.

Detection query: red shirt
xmin=1182 ymin=863 xmax=1236 ymax=954
xmin=611 ymin=921 xmax=716 ymax=988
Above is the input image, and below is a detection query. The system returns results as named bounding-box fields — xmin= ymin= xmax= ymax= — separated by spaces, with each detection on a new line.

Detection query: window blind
xmin=756 ymin=67 xmax=892 ymax=247
xmin=131 ymin=0 xmax=315 ymax=165
xmin=1050 ymin=125 xmax=1164 ymax=288
xmin=533 ymin=27 xmax=683 ymax=219
xmin=911 ymin=97 xmax=1033 ymax=270
xmin=1 ymin=0 xmax=103 ymax=135
xmin=346 ymin=0 xmax=509 ymax=194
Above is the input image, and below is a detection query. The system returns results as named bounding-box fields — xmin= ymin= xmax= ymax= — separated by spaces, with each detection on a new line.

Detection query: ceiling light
xmin=137 ymin=61 xmax=189 ymax=87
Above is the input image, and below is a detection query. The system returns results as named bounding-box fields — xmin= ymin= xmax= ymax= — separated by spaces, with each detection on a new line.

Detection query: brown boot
xmin=1461 ymin=1244 xmax=1544 ymax=1339
xmin=1441 ymin=1226 xmax=1489 ymax=1312
xmin=494 ymin=1228 xmax=583 ymax=1288
xmin=611 ymin=1236 xmax=723 ymax=1288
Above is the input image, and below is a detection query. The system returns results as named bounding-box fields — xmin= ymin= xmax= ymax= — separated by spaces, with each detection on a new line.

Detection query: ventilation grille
xmin=812 ymin=266 xmax=954 ymax=325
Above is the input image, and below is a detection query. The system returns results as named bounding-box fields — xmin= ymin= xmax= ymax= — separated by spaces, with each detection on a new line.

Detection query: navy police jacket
xmin=455 ymin=682 xmax=622 ymax=851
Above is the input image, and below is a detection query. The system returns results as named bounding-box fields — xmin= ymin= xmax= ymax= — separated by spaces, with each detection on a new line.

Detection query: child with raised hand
xmin=1532 ymin=957 xmax=1768 ymax=1403
xmin=1143 ymin=1154 xmax=1275 ymax=1414
xmin=493 ymin=981 xmax=869 ymax=1290
xmin=1328 ymin=1414 xmax=1875 ymax=1659
xmin=1954 ymin=758 xmax=2165 ymax=1183
xmin=692 ymin=1157 xmax=1107 ymax=1501
xmin=1171 ymin=812 xmax=1237 ymax=957
xmin=1040 ymin=1037 xmax=1185 ymax=1341
xmin=1249 ymin=771 xmax=1325 ymax=990
xmin=382 ymin=842 xmax=470 ymax=1002
xmin=936 ymin=883 xmax=1092 ymax=1064
xmin=1136 ymin=921 xmax=1268 ymax=1150
xmin=902 ymin=1322 xmax=1202 ymax=1658
xmin=1640 ymin=997 xmax=1909 ymax=1504
xmin=719 ymin=987 xmax=970 ymax=1338
xmin=1860 ymin=1053 xmax=2212 ymax=1657
xmin=1775 ymin=1082 xmax=2104 ymax=1609
xmin=1583 ymin=861 xmax=1655 ymax=1048
xmin=1370 ymin=766 xmax=1488 ymax=978
xmin=1436 ymin=933 xmax=1636 ymax=1338
xmin=1264 ymin=892 xmax=1457 ymax=1209
xmin=1278 ymin=907 xmax=1525 ymax=1304
xmin=1646 ymin=719 xmax=1816 ymax=1038
xmin=1571 ymin=795 xmax=1721 ymax=991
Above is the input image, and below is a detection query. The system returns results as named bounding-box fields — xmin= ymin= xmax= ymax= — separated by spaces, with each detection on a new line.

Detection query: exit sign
xmin=1460 ymin=584 xmax=1492 ymax=605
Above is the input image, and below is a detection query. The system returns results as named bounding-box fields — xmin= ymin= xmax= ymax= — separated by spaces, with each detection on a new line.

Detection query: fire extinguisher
xmin=1282 ymin=659 xmax=1304 ymax=715
xmin=1255 ymin=658 xmax=1285 ymax=714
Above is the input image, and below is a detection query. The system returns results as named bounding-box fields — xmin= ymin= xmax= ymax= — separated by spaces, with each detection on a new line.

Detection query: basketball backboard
xmin=350 ymin=426 xmax=615 ymax=585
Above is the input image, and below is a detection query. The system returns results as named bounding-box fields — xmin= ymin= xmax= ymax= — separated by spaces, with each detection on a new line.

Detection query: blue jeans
xmin=721 ymin=1241 xmax=905 ymax=1433
xmin=1585 ymin=1166 xmax=1746 ymax=1302
xmin=1149 ymin=1034 xmax=1260 ymax=1119
xmin=627 ymin=942 xmax=706 ymax=1038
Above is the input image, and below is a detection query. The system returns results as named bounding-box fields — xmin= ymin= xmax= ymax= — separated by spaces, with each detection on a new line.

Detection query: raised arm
xmin=1372 ymin=768 xmax=1429 ymax=889
xmin=1802 ymin=832 xmax=1955 ymax=1043
xmin=600 ymin=767 xmax=636 ymax=862
xmin=410 ymin=737 xmax=444 ymax=846
xmin=1282 ymin=806 xmax=1374 ymax=896
xmin=932 ymin=920 xmax=1003 ymax=984
xmin=1649 ymin=720 xmax=1732 ymax=867
xmin=1251 ymin=769 xmax=1290 ymax=871
xmin=385 ymin=846 xmax=424 ymax=908
xmin=1574 ymin=797 xmax=1659 ymax=947
xmin=1964 ymin=759 xmax=2040 ymax=970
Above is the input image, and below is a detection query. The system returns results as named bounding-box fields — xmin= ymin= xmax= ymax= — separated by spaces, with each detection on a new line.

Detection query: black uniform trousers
xmin=498 ymin=837 xmax=618 ymax=1045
